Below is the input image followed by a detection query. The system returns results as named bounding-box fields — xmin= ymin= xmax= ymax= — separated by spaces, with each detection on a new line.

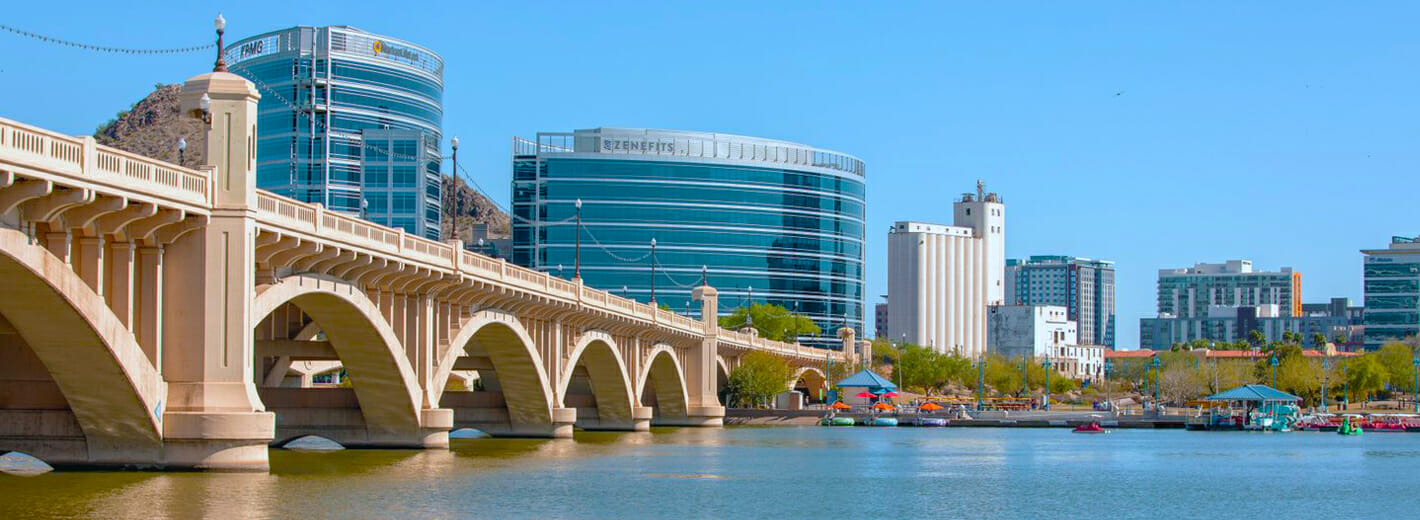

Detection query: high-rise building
xmin=510 ymin=128 xmax=866 ymax=348
xmin=225 ymin=26 xmax=445 ymax=239
xmin=1156 ymin=260 xmax=1301 ymax=318
xmin=886 ymin=183 xmax=1005 ymax=357
xmin=1362 ymin=235 xmax=1420 ymax=350
xmin=1005 ymin=255 xmax=1116 ymax=348
xmin=874 ymin=300 xmax=889 ymax=339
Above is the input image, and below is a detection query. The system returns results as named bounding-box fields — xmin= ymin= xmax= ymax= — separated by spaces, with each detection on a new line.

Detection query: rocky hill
xmin=94 ymin=84 xmax=509 ymax=239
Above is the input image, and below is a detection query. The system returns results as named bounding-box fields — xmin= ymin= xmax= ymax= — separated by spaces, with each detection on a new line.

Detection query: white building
xmin=988 ymin=305 xmax=1077 ymax=360
xmin=988 ymin=305 xmax=1103 ymax=381
xmin=886 ymin=182 xmax=1005 ymax=357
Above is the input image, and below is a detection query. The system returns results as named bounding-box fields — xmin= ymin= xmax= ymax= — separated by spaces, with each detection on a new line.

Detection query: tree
xmin=1376 ymin=343 xmax=1418 ymax=390
xmin=1277 ymin=355 xmax=1323 ymax=403
xmin=724 ymin=351 xmax=795 ymax=408
xmin=1312 ymin=332 xmax=1328 ymax=350
xmin=1344 ymin=355 xmax=1387 ymax=401
xmin=719 ymin=303 xmax=821 ymax=342
xmin=1248 ymin=330 xmax=1266 ymax=349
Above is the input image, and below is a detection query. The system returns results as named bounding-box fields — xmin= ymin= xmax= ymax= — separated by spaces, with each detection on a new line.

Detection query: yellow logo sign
xmin=372 ymin=40 xmax=383 ymax=54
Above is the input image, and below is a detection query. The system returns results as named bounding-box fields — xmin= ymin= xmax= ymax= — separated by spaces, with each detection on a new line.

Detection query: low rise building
xmin=988 ymin=305 xmax=1103 ymax=381
xmin=1140 ymin=298 xmax=1364 ymax=351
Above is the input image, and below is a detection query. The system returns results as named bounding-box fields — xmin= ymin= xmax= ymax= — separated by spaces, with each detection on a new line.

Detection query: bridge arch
xmin=792 ymin=366 xmax=828 ymax=403
xmin=637 ymin=345 xmax=689 ymax=424
xmin=0 ymin=229 xmax=163 ymax=464
xmin=435 ymin=310 xmax=557 ymax=437
xmin=557 ymin=331 xmax=636 ymax=430
xmin=251 ymin=274 xmax=423 ymax=446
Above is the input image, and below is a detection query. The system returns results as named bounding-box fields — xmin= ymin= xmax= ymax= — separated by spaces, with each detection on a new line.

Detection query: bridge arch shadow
xmin=637 ymin=345 xmax=691 ymax=426
xmin=0 ymin=228 xmax=163 ymax=466
xmin=434 ymin=311 xmax=560 ymax=437
xmin=251 ymin=274 xmax=426 ymax=447
xmin=558 ymin=331 xmax=637 ymax=431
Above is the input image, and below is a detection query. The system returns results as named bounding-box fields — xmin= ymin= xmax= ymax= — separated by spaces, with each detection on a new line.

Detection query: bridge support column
xmin=632 ymin=406 xmax=653 ymax=432
xmin=550 ymin=406 xmax=577 ymax=438
xmin=688 ymin=286 xmax=726 ymax=427
xmin=154 ymin=70 xmax=274 ymax=470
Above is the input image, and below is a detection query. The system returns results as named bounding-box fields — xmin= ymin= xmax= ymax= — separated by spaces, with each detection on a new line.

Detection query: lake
xmin=4 ymin=427 xmax=1420 ymax=519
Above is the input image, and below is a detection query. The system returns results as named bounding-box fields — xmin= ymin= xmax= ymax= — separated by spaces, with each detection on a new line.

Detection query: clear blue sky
xmin=4 ymin=2 xmax=1416 ymax=348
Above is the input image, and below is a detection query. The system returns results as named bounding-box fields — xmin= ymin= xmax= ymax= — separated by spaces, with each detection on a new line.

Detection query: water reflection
xmin=5 ymin=428 xmax=1420 ymax=519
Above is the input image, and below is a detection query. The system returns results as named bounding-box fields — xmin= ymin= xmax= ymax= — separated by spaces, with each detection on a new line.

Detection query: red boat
xmin=1072 ymin=422 xmax=1106 ymax=434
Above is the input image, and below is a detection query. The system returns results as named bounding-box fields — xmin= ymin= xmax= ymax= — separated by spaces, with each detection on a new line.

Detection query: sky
xmin=3 ymin=2 xmax=1417 ymax=348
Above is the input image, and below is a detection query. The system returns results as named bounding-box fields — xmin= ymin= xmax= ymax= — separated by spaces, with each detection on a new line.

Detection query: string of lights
xmin=0 ymin=24 xmax=214 ymax=54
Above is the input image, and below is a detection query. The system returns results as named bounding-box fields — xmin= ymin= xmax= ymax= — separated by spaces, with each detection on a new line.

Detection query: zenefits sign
xmin=372 ymin=40 xmax=424 ymax=66
xmin=602 ymin=139 xmax=677 ymax=153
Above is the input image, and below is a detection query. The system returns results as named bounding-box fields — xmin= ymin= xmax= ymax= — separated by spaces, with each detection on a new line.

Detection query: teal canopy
xmin=1206 ymin=384 xmax=1301 ymax=403
xmin=836 ymin=370 xmax=897 ymax=392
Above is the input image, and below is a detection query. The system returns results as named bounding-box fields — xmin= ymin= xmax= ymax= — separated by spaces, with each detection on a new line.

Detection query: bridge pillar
xmin=157 ymin=71 xmax=274 ymax=470
xmin=632 ymin=406 xmax=653 ymax=432
xmin=687 ymin=286 xmax=725 ymax=427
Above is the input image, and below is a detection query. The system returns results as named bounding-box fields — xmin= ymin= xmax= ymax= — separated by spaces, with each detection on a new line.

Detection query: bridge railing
xmin=0 ymin=117 xmax=210 ymax=211
xmin=0 ymin=115 xmax=840 ymax=360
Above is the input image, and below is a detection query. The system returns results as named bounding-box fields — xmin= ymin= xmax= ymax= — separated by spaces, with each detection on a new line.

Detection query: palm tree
xmin=1313 ymin=332 xmax=1327 ymax=350
xmin=1249 ymin=329 xmax=1266 ymax=350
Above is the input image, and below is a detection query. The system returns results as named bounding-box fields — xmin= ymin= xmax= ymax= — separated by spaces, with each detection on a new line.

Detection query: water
xmin=4 ymin=427 xmax=1420 ymax=519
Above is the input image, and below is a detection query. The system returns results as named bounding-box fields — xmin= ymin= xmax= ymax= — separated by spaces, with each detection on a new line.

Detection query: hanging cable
xmin=0 ymin=24 xmax=215 ymax=54
xmin=653 ymin=258 xmax=704 ymax=289
xmin=580 ymin=226 xmax=653 ymax=263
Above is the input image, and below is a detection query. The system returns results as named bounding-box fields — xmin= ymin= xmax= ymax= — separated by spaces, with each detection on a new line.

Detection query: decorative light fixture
xmin=213 ymin=14 xmax=228 ymax=72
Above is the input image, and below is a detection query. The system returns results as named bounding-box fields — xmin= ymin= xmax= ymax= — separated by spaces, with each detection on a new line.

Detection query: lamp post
xmin=213 ymin=14 xmax=228 ymax=72
xmin=1413 ymin=356 xmax=1419 ymax=414
xmin=1042 ymin=357 xmax=1052 ymax=411
xmin=976 ymin=355 xmax=985 ymax=411
xmin=1151 ymin=356 xmax=1161 ymax=403
xmin=648 ymin=238 xmax=657 ymax=305
xmin=1342 ymin=362 xmax=1349 ymax=410
xmin=1105 ymin=361 xmax=1115 ymax=415
xmin=573 ymin=198 xmax=582 ymax=280
xmin=177 ymin=137 xmax=186 ymax=166
xmin=1021 ymin=354 xmax=1028 ymax=398
xmin=1269 ymin=354 xmax=1279 ymax=389
xmin=449 ymin=137 xmax=460 ymax=240
xmin=1321 ymin=356 xmax=1330 ymax=412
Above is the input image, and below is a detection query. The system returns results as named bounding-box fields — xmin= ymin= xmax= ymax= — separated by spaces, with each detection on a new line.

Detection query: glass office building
xmin=224 ymin=26 xmax=444 ymax=239
xmin=1006 ymin=255 xmax=1116 ymax=348
xmin=512 ymin=129 xmax=866 ymax=347
xmin=1362 ymin=236 xmax=1420 ymax=350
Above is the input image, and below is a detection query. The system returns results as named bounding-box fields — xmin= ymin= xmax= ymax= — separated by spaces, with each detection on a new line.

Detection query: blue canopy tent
xmin=1206 ymin=384 xmax=1301 ymax=403
xmin=1203 ymin=384 xmax=1302 ymax=431
xmin=837 ymin=370 xmax=897 ymax=406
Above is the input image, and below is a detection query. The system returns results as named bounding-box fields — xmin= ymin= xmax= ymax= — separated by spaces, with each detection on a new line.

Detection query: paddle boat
xmin=916 ymin=417 xmax=948 ymax=427
xmin=1338 ymin=416 xmax=1363 ymax=436
xmin=821 ymin=416 xmax=856 ymax=426
xmin=871 ymin=417 xmax=899 ymax=427
xmin=1072 ymin=422 xmax=1107 ymax=434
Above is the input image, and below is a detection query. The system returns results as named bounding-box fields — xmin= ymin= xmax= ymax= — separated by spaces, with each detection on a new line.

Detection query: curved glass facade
xmin=512 ymin=129 xmax=866 ymax=347
xmin=225 ymin=26 xmax=444 ymax=239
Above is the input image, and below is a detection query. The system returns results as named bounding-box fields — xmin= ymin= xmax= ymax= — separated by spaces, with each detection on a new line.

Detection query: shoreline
xmin=724 ymin=408 xmax=1187 ymax=428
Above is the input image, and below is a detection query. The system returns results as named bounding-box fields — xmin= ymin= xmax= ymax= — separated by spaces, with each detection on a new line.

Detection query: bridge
xmin=0 ymin=69 xmax=866 ymax=470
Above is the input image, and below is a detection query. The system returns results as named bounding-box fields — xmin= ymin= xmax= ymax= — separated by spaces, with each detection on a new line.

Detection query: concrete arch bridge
xmin=0 ymin=71 xmax=865 ymax=471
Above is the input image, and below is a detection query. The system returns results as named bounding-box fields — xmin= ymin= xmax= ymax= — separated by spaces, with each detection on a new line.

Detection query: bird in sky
xmin=1115 ymin=91 xmax=1125 ymax=97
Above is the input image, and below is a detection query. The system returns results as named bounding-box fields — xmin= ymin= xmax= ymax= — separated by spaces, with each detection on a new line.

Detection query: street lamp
xmin=213 ymin=14 xmax=228 ymax=73
xmin=449 ymin=137 xmax=460 ymax=240
xmin=1269 ymin=354 xmax=1279 ymax=389
xmin=1021 ymin=354 xmax=1029 ymax=398
xmin=648 ymin=238 xmax=657 ymax=305
xmin=1042 ymin=357 xmax=1053 ymax=411
xmin=177 ymin=137 xmax=186 ymax=166
xmin=1151 ymin=356 xmax=1161 ymax=403
xmin=1321 ymin=356 xmax=1330 ymax=412
xmin=573 ymin=198 xmax=582 ymax=280
xmin=1342 ymin=362 xmax=1349 ymax=410
xmin=1412 ymin=356 xmax=1419 ymax=414
xmin=1105 ymin=361 xmax=1115 ymax=415
xmin=976 ymin=355 xmax=985 ymax=411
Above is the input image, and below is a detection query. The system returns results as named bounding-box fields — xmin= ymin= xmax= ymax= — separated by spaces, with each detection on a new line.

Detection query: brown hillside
xmin=94 ymin=84 xmax=509 ymax=239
